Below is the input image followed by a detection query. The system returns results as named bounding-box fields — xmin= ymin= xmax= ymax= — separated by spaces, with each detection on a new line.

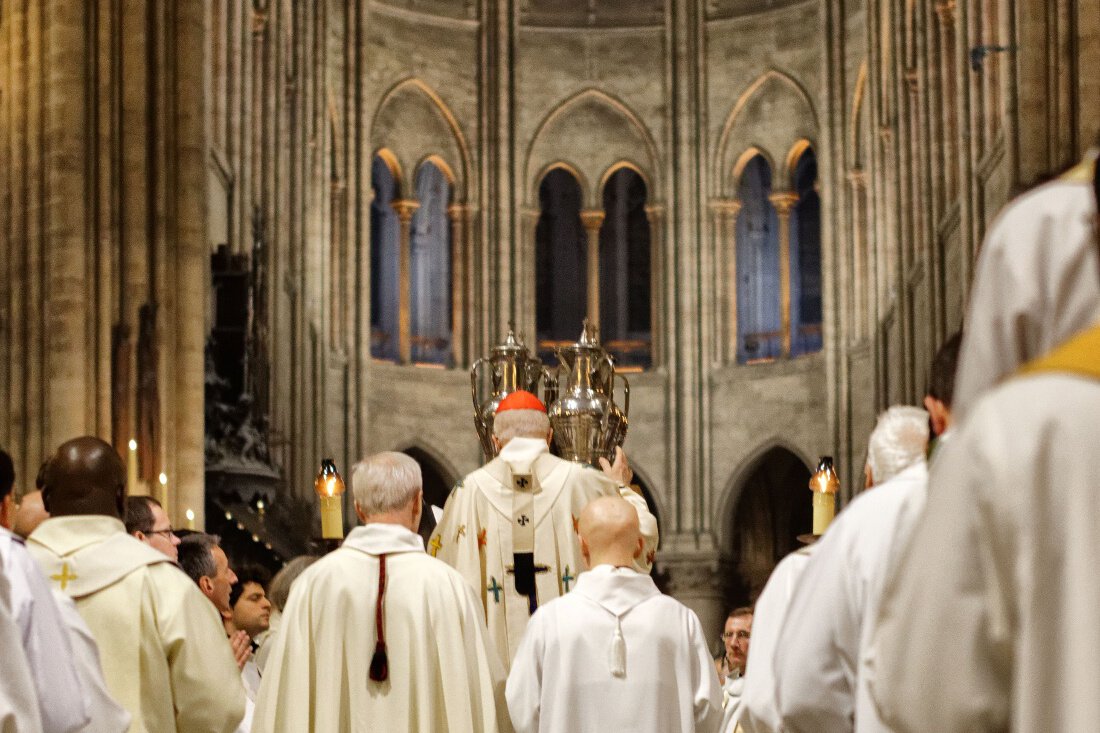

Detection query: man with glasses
xmin=720 ymin=608 xmax=752 ymax=732
xmin=124 ymin=496 xmax=181 ymax=562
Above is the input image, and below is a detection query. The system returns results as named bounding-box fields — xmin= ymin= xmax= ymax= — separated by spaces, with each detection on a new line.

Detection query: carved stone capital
xmin=643 ymin=203 xmax=666 ymax=225
xmin=391 ymin=199 xmax=420 ymax=222
xmin=580 ymin=209 xmax=606 ymax=231
xmin=447 ymin=202 xmax=476 ymax=221
xmin=847 ymin=167 xmax=868 ymax=188
xmin=768 ymin=191 xmax=800 ymax=215
xmin=709 ymin=198 xmax=742 ymax=218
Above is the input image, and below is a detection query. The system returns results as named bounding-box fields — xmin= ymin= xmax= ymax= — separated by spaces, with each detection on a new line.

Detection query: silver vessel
xmin=547 ymin=321 xmax=630 ymax=466
xmin=470 ymin=328 xmax=556 ymax=460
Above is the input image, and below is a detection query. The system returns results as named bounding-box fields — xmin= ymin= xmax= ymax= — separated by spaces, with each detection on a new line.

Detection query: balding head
xmin=578 ymin=496 xmax=644 ymax=570
xmin=42 ymin=436 xmax=126 ymax=518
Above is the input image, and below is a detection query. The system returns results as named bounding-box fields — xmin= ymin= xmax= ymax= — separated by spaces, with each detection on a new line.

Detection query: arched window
xmin=409 ymin=161 xmax=452 ymax=365
xmin=370 ymin=155 xmax=400 ymax=361
xmin=789 ymin=147 xmax=822 ymax=356
xmin=599 ymin=168 xmax=652 ymax=368
xmin=535 ymin=168 xmax=586 ymax=360
xmin=735 ymin=155 xmax=781 ymax=363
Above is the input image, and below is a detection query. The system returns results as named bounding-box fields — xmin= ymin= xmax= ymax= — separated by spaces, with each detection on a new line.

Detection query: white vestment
xmin=51 ymin=592 xmax=131 ymax=732
xmin=0 ymin=569 xmax=41 ymax=733
xmin=28 ymin=516 xmax=246 ymax=733
xmin=871 ymin=368 xmax=1100 ymax=732
xmin=774 ymin=461 xmax=928 ymax=733
xmin=252 ymin=523 xmax=510 ymax=733
xmin=432 ymin=437 xmax=658 ymax=669
xmin=506 ymin=564 xmax=722 ymax=733
xmin=738 ymin=544 xmax=816 ymax=733
xmin=720 ymin=674 xmax=744 ymax=733
xmin=953 ymin=156 xmax=1100 ymax=419
xmin=0 ymin=527 xmax=89 ymax=733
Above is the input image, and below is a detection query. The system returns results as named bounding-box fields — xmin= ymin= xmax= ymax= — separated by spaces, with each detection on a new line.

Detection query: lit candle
xmin=127 ymin=439 xmax=138 ymax=493
xmin=809 ymin=456 xmax=840 ymax=535
xmin=315 ymin=459 xmax=346 ymax=539
xmin=158 ymin=472 xmax=168 ymax=503
xmin=185 ymin=508 xmax=196 ymax=530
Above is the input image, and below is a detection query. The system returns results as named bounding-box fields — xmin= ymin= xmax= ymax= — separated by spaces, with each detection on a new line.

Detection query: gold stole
xmin=1018 ymin=323 xmax=1100 ymax=380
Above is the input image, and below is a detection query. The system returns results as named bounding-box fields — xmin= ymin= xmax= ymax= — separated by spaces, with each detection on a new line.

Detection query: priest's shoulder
xmin=984 ymin=176 xmax=1093 ymax=246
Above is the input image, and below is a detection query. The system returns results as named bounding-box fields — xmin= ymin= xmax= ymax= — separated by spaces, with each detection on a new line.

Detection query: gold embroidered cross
xmin=51 ymin=563 xmax=78 ymax=591
xmin=428 ymin=535 xmax=443 ymax=557
xmin=456 ymin=524 xmax=466 ymax=539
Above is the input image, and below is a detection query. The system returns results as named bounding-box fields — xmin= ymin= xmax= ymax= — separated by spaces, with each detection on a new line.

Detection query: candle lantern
xmin=809 ymin=456 xmax=840 ymax=536
xmin=315 ymin=459 xmax=346 ymax=540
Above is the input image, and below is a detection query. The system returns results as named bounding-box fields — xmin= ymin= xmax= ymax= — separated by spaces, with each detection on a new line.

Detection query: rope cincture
xmin=369 ymin=554 xmax=389 ymax=682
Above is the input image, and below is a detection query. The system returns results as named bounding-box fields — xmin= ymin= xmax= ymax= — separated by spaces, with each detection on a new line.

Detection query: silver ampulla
xmin=547 ymin=321 xmax=630 ymax=466
xmin=470 ymin=328 xmax=557 ymax=461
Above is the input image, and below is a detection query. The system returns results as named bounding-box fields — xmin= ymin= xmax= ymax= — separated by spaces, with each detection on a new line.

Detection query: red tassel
xmin=369 ymin=641 xmax=388 ymax=682
xmin=370 ymin=554 xmax=389 ymax=682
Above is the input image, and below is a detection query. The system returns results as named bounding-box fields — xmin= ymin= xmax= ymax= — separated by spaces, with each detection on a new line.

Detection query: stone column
xmin=580 ymin=209 xmax=605 ymax=328
xmin=710 ymin=200 xmax=741 ymax=364
xmin=644 ymin=204 xmax=664 ymax=365
xmin=847 ymin=168 xmax=868 ymax=342
xmin=519 ymin=206 xmax=541 ymax=347
xmin=447 ymin=203 xmax=472 ymax=367
xmin=392 ymin=199 xmax=419 ymax=364
xmin=769 ymin=192 xmax=799 ymax=359
xmin=662 ymin=549 xmax=725 ymax=650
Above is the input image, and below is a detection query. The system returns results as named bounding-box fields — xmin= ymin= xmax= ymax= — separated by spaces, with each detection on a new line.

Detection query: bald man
xmin=28 ymin=436 xmax=245 ymax=733
xmin=506 ymin=496 xmax=722 ymax=733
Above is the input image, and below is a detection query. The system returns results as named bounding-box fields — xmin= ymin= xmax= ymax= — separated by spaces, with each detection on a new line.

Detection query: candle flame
xmin=185 ymin=509 xmax=195 ymax=521
xmin=128 ymin=439 xmax=137 ymax=451
xmin=158 ymin=472 xmax=168 ymax=486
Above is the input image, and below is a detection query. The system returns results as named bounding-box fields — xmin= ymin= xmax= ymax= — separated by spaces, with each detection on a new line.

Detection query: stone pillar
xmin=710 ymin=200 xmax=741 ymax=364
xmin=847 ymin=168 xmax=868 ymax=342
xmin=447 ymin=203 xmax=472 ymax=367
xmin=519 ymin=206 xmax=541 ymax=347
xmin=769 ymin=192 xmax=799 ymax=359
xmin=662 ymin=549 xmax=725 ymax=650
xmin=392 ymin=199 xmax=419 ymax=364
xmin=644 ymin=204 xmax=664 ymax=365
xmin=580 ymin=209 xmax=605 ymax=328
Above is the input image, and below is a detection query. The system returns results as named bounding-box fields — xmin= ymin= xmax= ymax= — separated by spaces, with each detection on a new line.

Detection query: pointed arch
xmin=372 ymin=77 xmax=471 ymax=198
xmin=716 ymin=69 xmax=818 ymax=195
xmin=526 ymin=88 xmax=660 ymax=207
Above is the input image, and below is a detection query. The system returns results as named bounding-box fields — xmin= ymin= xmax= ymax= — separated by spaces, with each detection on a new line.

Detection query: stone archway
xmin=721 ymin=447 xmax=812 ymax=610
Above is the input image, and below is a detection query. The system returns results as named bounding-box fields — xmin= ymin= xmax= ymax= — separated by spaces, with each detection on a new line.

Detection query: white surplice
xmin=0 ymin=568 xmax=41 ymax=733
xmin=28 ymin=516 xmax=246 ymax=733
xmin=432 ymin=437 xmax=658 ymax=669
xmin=773 ymin=461 xmax=928 ymax=733
xmin=252 ymin=522 xmax=510 ymax=733
xmin=505 ymin=564 xmax=722 ymax=733
xmin=737 ymin=544 xmax=816 ymax=733
xmin=0 ymin=527 xmax=89 ymax=733
xmin=51 ymin=592 xmax=130 ymax=732
xmin=953 ymin=154 xmax=1099 ymax=419
xmin=871 ymin=368 xmax=1100 ymax=732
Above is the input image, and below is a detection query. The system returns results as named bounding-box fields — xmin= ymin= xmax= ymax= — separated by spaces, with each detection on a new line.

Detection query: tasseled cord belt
xmin=369 ymin=554 xmax=389 ymax=682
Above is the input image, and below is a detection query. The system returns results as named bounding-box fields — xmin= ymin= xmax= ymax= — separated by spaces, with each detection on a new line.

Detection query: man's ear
xmin=354 ymin=501 xmax=368 ymax=524
xmin=633 ymin=536 xmax=645 ymax=559
xmin=199 ymin=575 xmax=215 ymax=596
xmin=133 ymin=530 xmax=147 ymax=543
xmin=0 ymin=494 xmax=13 ymax=530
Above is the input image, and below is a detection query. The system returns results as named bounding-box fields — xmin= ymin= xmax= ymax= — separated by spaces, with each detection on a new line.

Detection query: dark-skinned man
xmin=28 ymin=436 xmax=245 ymax=733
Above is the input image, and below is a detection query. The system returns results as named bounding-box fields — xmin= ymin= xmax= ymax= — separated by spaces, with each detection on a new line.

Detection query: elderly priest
xmin=252 ymin=451 xmax=510 ymax=733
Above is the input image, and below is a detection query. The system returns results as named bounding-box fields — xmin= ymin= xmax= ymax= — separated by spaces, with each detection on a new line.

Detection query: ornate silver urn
xmin=547 ymin=321 xmax=630 ymax=466
xmin=470 ymin=328 xmax=556 ymax=460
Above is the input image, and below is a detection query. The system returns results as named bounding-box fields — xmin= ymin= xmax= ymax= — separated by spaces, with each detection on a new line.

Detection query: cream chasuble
xmin=431 ymin=438 xmax=657 ymax=669
xmin=27 ymin=516 xmax=246 ymax=733
xmin=0 ymin=569 xmax=41 ymax=733
xmin=505 ymin=565 xmax=722 ymax=733
xmin=738 ymin=544 xmax=815 ymax=733
xmin=252 ymin=523 xmax=510 ymax=733
xmin=953 ymin=152 xmax=1099 ymax=419
xmin=871 ymin=324 xmax=1100 ymax=733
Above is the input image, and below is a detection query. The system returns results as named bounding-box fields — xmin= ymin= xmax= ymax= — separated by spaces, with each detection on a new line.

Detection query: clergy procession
xmin=1 ymin=138 xmax=1099 ymax=733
